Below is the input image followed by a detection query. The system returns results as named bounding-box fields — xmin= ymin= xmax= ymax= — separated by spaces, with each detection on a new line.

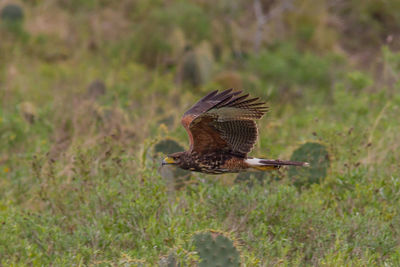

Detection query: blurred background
xmin=1 ymin=0 xmax=400 ymax=265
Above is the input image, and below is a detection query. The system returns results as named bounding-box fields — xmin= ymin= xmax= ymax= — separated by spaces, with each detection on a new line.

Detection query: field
xmin=1 ymin=0 xmax=400 ymax=265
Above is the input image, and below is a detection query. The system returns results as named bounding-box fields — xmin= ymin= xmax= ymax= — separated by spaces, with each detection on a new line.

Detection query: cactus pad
xmin=288 ymin=142 xmax=330 ymax=187
xmin=154 ymin=138 xmax=184 ymax=155
xmin=1 ymin=4 xmax=24 ymax=22
xmin=180 ymin=43 xmax=214 ymax=87
xmin=158 ymin=251 xmax=180 ymax=267
xmin=19 ymin=101 xmax=37 ymax=124
xmin=154 ymin=138 xmax=191 ymax=189
xmin=87 ymin=80 xmax=106 ymax=99
xmin=192 ymin=231 xmax=240 ymax=267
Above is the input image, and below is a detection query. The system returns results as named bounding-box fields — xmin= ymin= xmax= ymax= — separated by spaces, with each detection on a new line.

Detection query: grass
xmin=1 ymin=0 xmax=400 ymax=265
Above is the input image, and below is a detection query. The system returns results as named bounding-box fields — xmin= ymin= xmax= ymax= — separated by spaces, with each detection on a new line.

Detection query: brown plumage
xmin=162 ymin=89 xmax=309 ymax=174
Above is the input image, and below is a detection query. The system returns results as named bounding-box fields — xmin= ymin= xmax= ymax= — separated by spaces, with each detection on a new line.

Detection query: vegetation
xmin=192 ymin=230 xmax=241 ymax=266
xmin=289 ymin=142 xmax=330 ymax=188
xmin=1 ymin=0 xmax=400 ymax=265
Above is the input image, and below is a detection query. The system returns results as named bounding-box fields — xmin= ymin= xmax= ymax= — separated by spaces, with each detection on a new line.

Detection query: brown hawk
xmin=162 ymin=89 xmax=309 ymax=174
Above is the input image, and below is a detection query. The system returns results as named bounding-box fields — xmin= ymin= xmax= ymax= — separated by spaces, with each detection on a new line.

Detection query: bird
xmin=162 ymin=89 xmax=309 ymax=174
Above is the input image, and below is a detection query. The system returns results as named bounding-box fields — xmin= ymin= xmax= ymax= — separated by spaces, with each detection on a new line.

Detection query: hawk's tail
xmin=245 ymin=158 xmax=309 ymax=171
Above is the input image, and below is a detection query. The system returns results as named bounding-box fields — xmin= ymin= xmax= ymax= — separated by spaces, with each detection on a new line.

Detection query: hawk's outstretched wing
xmin=181 ymin=89 xmax=268 ymax=156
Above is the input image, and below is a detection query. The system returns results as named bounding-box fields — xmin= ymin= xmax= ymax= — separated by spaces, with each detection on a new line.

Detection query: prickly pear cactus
xmin=119 ymin=258 xmax=146 ymax=267
xmin=288 ymin=142 xmax=330 ymax=187
xmin=154 ymin=138 xmax=184 ymax=155
xmin=130 ymin=261 xmax=145 ymax=267
xmin=180 ymin=42 xmax=214 ymax=87
xmin=1 ymin=3 xmax=25 ymax=36
xmin=192 ymin=231 xmax=240 ymax=267
xmin=181 ymin=51 xmax=201 ymax=87
xmin=158 ymin=251 xmax=180 ymax=267
xmin=19 ymin=101 xmax=37 ymax=124
xmin=87 ymin=79 xmax=106 ymax=99
xmin=154 ymin=138 xmax=191 ymax=189
xmin=214 ymin=71 xmax=243 ymax=90
xmin=1 ymin=4 xmax=24 ymax=22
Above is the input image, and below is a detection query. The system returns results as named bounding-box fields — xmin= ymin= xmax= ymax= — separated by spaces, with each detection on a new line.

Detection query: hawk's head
xmin=162 ymin=151 xmax=185 ymax=166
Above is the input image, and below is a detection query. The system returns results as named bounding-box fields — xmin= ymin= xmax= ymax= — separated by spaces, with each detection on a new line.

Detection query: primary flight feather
xmin=162 ymin=89 xmax=309 ymax=174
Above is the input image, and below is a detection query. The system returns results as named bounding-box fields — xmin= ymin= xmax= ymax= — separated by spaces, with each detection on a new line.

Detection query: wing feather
xmin=181 ymin=89 xmax=268 ymax=155
xmin=212 ymin=120 xmax=258 ymax=155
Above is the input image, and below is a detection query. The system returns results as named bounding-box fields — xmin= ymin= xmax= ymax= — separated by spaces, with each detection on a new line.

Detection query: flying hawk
xmin=162 ymin=89 xmax=309 ymax=174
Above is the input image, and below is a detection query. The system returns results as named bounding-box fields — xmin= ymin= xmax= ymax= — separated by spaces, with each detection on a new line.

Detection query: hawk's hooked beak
xmin=162 ymin=156 xmax=176 ymax=166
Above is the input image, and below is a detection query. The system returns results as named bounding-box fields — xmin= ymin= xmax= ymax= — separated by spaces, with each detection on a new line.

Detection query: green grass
xmin=1 ymin=0 xmax=400 ymax=265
